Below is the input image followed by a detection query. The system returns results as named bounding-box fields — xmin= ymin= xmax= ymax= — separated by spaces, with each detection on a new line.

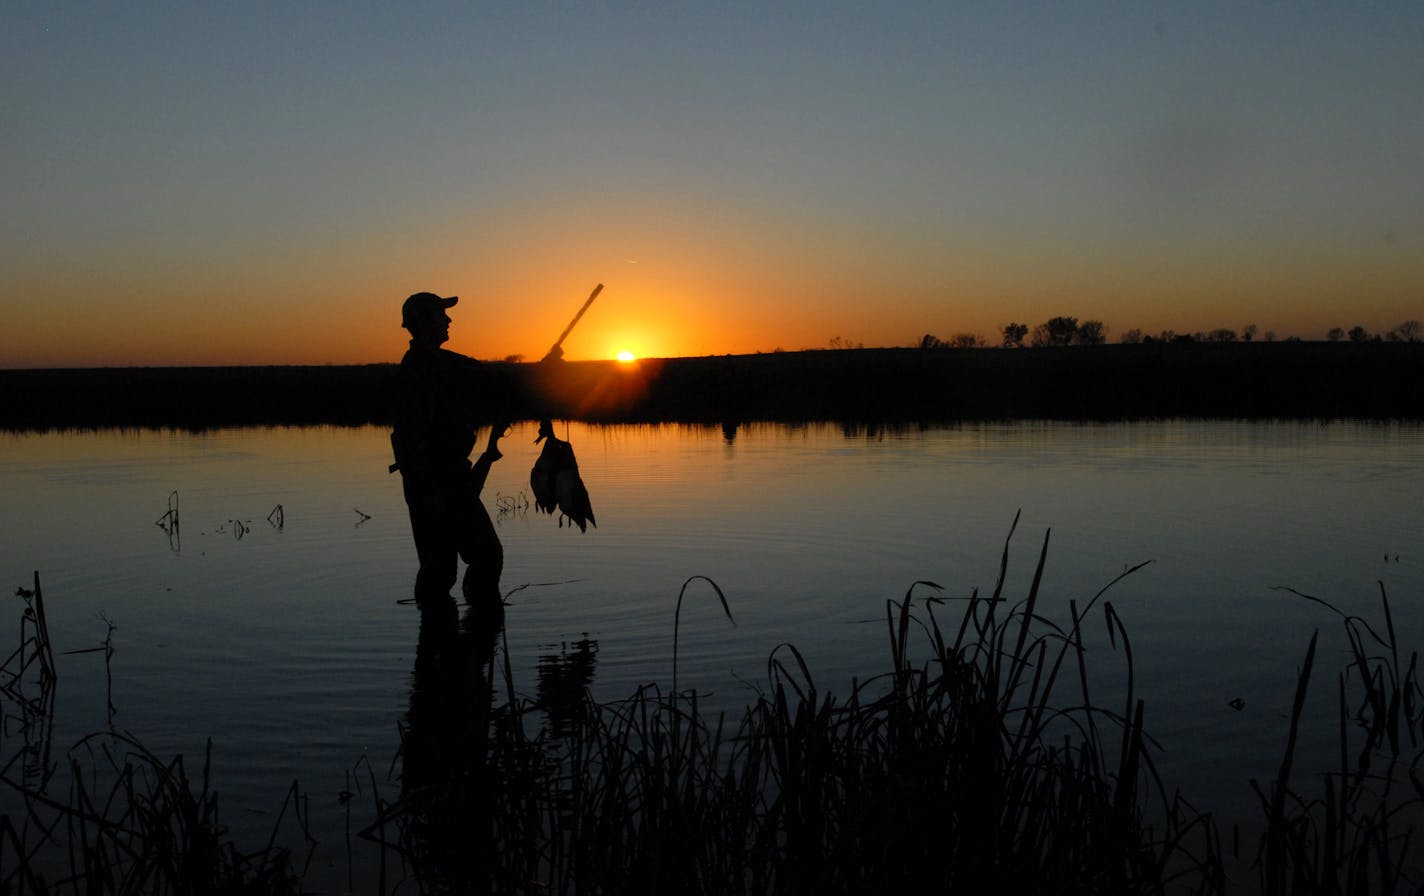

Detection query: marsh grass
xmin=3 ymin=573 xmax=59 ymax=795
xmin=154 ymin=492 xmax=180 ymax=552
xmin=1 ymin=574 xmax=309 ymax=895
xmin=375 ymin=516 xmax=1229 ymax=893
xmin=5 ymin=733 xmax=311 ymax=894
xmin=1250 ymin=585 xmax=1424 ymax=894
xmin=5 ymin=524 xmax=1424 ymax=893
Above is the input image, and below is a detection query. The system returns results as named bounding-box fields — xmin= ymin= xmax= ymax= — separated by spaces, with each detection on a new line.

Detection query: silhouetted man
xmin=391 ymin=292 xmax=507 ymax=618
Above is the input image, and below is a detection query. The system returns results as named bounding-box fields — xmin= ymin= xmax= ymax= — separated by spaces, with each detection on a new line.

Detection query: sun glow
xmin=616 ymin=350 xmax=637 ymax=363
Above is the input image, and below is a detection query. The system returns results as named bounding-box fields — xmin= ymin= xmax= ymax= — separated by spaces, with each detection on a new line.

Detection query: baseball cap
xmin=401 ymin=292 xmax=458 ymax=328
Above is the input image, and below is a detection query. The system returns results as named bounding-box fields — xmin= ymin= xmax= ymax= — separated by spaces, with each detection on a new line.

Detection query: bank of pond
xmin=3 ymin=341 xmax=1422 ymax=430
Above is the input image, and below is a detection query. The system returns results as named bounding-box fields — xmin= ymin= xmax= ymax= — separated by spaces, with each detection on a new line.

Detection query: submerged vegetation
xmin=4 ymin=522 xmax=1424 ymax=893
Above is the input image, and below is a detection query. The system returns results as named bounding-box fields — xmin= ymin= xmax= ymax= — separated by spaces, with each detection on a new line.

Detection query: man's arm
xmin=468 ymin=422 xmax=507 ymax=496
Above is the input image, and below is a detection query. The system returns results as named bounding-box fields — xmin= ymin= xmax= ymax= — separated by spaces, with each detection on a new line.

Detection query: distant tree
xmin=828 ymin=336 xmax=864 ymax=350
xmin=1001 ymin=322 xmax=1029 ymax=347
xmin=1348 ymin=326 xmax=1371 ymax=343
xmin=1075 ymin=320 xmax=1107 ymax=345
xmin=1264 ymin=331 xmax=1276 ymax=342
xmin=1035 ymin=316 xmax=1078 ymax=347
xmin=1157 ymin=329 xmax=1177 ymax=343
xmin=1394 ymin=319 xmax=1422 ymax=342
xmin=1326 ymin=327 xmax=1346 ymax=343
xmin=1120 ymin=328 xmax=1144 ymax=344
xmin=950 ymin=333 xmax=983 ymax=348
xmin=1206 ymin=328 xmax=1237 ymax=343
xmin=1242 ymin=324 xmax=1258 ymax=342
xmin=919 ymin=333 xmax=946 ymax=350
xmin=503 ymin=353 xmax=525 ymax=363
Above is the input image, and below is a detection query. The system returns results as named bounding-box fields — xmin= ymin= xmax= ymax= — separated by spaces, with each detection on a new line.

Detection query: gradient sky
xmin=4 ymin=3 xmax=1421 ymax=367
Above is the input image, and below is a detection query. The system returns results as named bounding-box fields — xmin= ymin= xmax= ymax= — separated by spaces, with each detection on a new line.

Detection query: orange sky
xmin=7 ymin=216 xmax=1417 ymax=369
xmin=4 ymin=5 xmax=1421 ymax=368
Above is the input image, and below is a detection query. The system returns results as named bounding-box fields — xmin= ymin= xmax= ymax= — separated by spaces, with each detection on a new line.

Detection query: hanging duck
xmin=531 ymin=419 xmax=596 ymax=532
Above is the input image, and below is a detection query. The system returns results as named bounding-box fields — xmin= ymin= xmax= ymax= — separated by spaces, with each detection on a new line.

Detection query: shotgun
xmin=545 ymin=283 xmax=604 ymax=361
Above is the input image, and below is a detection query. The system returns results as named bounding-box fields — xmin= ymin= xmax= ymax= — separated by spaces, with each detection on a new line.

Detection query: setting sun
xmin=616 ymin=350 xmax=637 ymax=363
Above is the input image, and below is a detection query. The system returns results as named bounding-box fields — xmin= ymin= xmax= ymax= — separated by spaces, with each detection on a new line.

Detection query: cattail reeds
xmin=8 ymin=534 xmax=1424 ymax=894
xmin=4 ymin=572 xmax=57 ymax=699
xmin=2 ymin=572 xmax=58 ymax=792
xmin=1249 ymin=584 xmax=1424 ymax=894
xmin=1 ymin=731 xmax=308 ymax=894
xmin=154 ymin=491 xmax=179 ymax=552
xmin=2 ymin=576 xmax=309 ymax=895
xmin=381 ymin=518 xmax=1228 ymax=893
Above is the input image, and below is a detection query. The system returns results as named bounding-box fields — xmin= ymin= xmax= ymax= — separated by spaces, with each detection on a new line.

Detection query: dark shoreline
xmin=3 ymin=342 xmax=1421 ymax=431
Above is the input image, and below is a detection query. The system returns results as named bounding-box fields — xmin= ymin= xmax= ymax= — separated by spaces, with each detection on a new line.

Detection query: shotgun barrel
xmin=549 ymin=283 xmax=604 ymax=356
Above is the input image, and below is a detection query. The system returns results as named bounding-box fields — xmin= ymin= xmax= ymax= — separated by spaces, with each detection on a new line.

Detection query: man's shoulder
xmin=437 ymin=348 xmax=482 ymax=367
xmin=400 ymin=346 xmax=482 ymax=372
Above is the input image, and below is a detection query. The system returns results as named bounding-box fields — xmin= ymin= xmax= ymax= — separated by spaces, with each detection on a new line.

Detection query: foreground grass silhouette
xmin=4 ymin=519 xmax=1423 ymax=893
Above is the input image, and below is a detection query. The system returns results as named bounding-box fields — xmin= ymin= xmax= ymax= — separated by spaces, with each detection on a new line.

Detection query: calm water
xmin=3 ymin=421 xmax=1422 ymax=886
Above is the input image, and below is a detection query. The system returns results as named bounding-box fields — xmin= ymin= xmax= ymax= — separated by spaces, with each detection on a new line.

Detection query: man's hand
xmin=484 ymin=421 xmax=509 ymax=461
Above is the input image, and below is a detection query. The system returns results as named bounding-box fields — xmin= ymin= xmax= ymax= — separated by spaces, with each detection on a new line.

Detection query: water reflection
xmin=399 ymin=598 xmax=501 ymax=889
xmin=535 ymin=636 xmax=599 ymax=738
xmin=397 ymin=603 xmax=599 ymax=888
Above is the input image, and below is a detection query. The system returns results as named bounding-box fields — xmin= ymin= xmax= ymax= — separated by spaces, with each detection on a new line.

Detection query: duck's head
xmin=535 ymin=419 xmax=555 ymax=443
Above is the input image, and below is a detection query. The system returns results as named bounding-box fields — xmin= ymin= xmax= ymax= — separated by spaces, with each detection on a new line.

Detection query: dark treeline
xmin=2 ymin=341 xmax=1422 ymax=431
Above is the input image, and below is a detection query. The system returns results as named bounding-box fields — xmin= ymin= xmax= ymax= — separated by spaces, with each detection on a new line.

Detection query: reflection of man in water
xmin=401 ymin=597 xmax=497 ymax=888
xmin=391 ymin=292 xmax=507 ymax=617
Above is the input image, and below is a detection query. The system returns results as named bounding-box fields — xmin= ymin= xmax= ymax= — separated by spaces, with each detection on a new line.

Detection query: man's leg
xmin=458 ymin=498 xmax=504 ymax=627
xmin=404 ymin=480 xmax=459 ymax=605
